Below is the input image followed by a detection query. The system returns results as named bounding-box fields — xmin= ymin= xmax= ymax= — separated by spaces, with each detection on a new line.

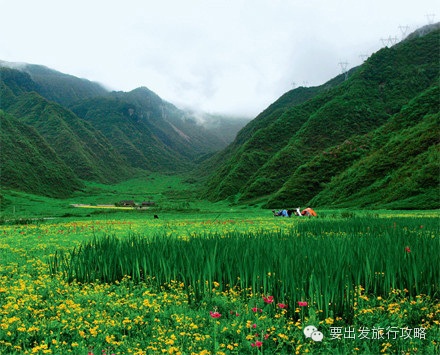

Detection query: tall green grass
xmin=49 ymin=217 xmax=440 ymax=318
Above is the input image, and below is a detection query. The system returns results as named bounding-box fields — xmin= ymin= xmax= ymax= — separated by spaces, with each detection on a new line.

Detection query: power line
xmin=380 ymin=38 xmax=388 ymax=47
xmin=387 ymin=35 xmax=398 ymax=46
xmin=398 ymin=25 xmax=410 ymax=40
xmin=338 ymin=61 xmax=349 ymax=80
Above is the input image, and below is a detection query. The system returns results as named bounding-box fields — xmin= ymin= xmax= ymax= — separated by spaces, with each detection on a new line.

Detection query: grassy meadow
xmin=0 ymin=176 xmax=439 ymax=354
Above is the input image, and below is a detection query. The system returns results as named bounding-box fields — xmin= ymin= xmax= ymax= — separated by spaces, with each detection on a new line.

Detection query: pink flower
xmin=264 ymin=334 xmax=270 ymax=340
xmin=210 ymin=311 xmax=221 ymax=318
xmin=252 ymin=307 xmax=262 ymax=313
xmin=277 ymin=303 xmax=287 ymax=309
xmin=251 ymin=341 xmax=263 ymax=347
xmin=405 ymin=247 xmax=411 ymax=253
xmin=252 ymin=323 xmax=257 ymax=328
xmin=263 ymin=295 xmax=274 ymax=304
xmin=420 ymin=225 xmax=423 ymax=228
xmin=298 ymin=301 xmax=308 ymax=307
xmin=236 ymin=313 xmax=239 ymax=316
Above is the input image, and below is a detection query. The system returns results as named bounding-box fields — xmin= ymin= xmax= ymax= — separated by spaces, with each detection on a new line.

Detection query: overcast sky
xmin=1 ymin=0 xmax=438 ymax=117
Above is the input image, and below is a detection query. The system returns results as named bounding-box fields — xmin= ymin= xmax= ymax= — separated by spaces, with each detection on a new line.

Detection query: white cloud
xmin=0 ymin=0 xmax=438 ymax=116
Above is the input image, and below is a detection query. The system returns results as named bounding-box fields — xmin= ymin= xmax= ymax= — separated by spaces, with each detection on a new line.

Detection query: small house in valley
xmin=117 ymin=200 xmax=135 ymax=207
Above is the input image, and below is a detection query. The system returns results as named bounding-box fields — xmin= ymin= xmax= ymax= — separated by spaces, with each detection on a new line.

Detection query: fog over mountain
xmin=0 ymin=0 xmax=438 ymax=116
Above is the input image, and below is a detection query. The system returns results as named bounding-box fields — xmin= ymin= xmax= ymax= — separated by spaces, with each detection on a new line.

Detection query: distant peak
xmin=131 ymin=86 xmax=154 ymax=93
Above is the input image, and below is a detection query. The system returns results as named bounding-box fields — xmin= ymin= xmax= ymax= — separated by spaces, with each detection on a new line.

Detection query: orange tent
xmin=301 ymin=208 xmax=317 ymax=216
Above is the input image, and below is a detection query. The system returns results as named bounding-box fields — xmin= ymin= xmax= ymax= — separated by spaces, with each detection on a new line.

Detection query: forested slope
xmin=203 ymin=27 xmax=440 ymax=209
xmin=0 ymin=111 xmax=83 ymax=197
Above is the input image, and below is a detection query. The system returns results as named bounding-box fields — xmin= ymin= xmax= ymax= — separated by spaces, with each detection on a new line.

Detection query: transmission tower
xmin=387 ymin=36 xmax=398 ymax=46
xmin=380 ymin=38 xmax=388 ymax=47
xmin=386 ymin=36 xmax=392 ymax=46
xmin=398 ymin=25 xmax=410 ymax=40
xmin=291 ymin=82 xmax=297 ymax=89
xmin=426 ymin=13 xmax=436 ymax=24
xmin=338 ymin=61 xmax=349 ymax=80
xmin=302 ymin=81 xmax=309 ymax=87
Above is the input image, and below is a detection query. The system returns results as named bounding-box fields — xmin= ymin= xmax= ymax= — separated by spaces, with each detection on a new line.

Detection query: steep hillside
xmin=109 ymin=88 xmax=225 ymax=157
xmin=7 ymin=93 xmax=134 ymax=183
xmin=0 ymin=65 xmax=225 ymax=180
xmin=0 ymin=111 xmax=83 ymax=197
xmin=0 ymin=60 xmax=108 ymax=106
xmin=198 ymin=73 xmax=349 ymax=191
xmin=0 ymin=71 xmax=135 ymax=184
xmin=70 ymin=95 xmax=191 ymax=171
xmin=269 ymin=85 xmax=439 ymax=208
xmin=308 ymin=86 xmax=439 ymax=209
xmin=203 ymin=27 xmax=439 ymax=208
xmin=0 ymin=67 xmax=40 ymax=99
xmin=70 ymin=88 xmax=225 ymax=172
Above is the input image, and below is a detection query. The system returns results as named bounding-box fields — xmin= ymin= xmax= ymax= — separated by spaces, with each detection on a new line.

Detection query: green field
xmin=0 ymin=177 xmax=439 ymax=354
xmin=0 ymin=174 xmax=256 ymax=221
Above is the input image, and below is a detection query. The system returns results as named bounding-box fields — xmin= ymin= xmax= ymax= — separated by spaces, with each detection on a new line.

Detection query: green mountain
xmin=69 ymin=87 xmax=225 ymax=171
xmin=203 ymin=27 xmax=440 ymax=209
xmin=0 ymin=60 xmax=108 ymax=106
xmin=0 ymin=64 xmax=227 ymax=191
xmin=275 ymin=86 xmax=439 ymax=209
xmin=109 ymin=87 xmax=225 ymax=157
xmin=1 ymin=69 xmax=135 ymax=184
xmin=1 ymin=25 xmax=438 ymax=208
xmin=1 ymin=62 xmax=226 ymax=173
xmin=0 ymin=110 xmax=83 ymax=197
xmin=69 ymin=94 xmax=190 ymax=172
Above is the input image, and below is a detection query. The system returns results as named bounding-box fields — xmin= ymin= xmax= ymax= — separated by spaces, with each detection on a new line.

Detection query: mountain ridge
xmin=202 ymin=26 xmax=440 ymax=209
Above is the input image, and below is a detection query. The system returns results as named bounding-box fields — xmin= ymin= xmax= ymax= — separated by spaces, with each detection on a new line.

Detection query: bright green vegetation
xmin=0 ymin=175 xmax=246 ymax=220
xmin=5 ymin=92 xmax=135 ymax=182
xmin=0 ymin=64 xmax=235 ymax=199
xmin=1 ymin=27 xmax=438 ymax=210
xmin=51 ymin=217 xmax=440 ymax=317
xmin=279 ymin=86 xmax=440 ymax=209
xmin=0 ymin=110 xmax=83 ymax=197
xmin=1 ymin=21 xmax=439 ymax=355
xmin=0 ymin=68 xmax=135 ymax=195
xmin=1 ymin=212 xmax=439 ymax=354
xmin=202 ymin=28 xmax=440 ymax=209
xmin=70 ymin=88 xmax=224 ymax=172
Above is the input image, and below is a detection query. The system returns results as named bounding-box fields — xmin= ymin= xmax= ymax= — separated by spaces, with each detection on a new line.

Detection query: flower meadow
xmin=0 ymin=214 xmax=439 ymax=354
